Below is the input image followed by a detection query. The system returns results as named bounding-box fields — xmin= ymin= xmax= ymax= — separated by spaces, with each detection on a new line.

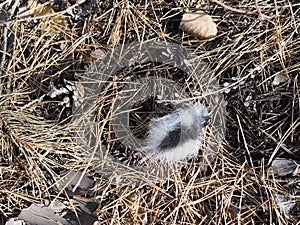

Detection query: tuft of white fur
xmin=141 ymin=103 xmax=209 ymax=162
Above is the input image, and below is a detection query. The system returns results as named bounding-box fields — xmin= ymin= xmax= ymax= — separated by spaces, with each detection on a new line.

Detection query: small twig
xmin=211 ymin=0 xmax=275 ymax=19
xmin=254 ymin=0 xmax=275 ymax=19
xmin=211 ymin=0 xmax=255 ymax=15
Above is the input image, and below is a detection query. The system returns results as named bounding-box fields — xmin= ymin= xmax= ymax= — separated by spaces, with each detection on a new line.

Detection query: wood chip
xmin=179 ymin=12 xmax=217 ymax=39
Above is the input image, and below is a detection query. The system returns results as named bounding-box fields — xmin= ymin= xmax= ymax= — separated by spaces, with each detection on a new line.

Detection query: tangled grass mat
xmin=0 ymin=0 xmax=299 ymax=224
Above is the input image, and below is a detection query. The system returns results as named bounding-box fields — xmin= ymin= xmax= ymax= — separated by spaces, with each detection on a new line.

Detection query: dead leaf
xmin=26 ymin=0 xmax=68 ymax=33
xmin=17 ymin=199 xmax=98 ymax=225
xmin=269 ymin=158 xmax=297 ymax=176
xmin=179 ymin=12 xmax=217 ymax=39
xmin=273 ymin=193 xmax=296 ymax=214
xmin=56 ymin=171 xmax=95 ymax=195
xmin=18 ymin=201 xmax=70 ymax=225
xmin=272 ymin=73 xmax=289 ymax=86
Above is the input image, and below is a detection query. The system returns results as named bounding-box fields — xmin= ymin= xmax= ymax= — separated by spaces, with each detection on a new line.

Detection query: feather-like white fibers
xmin=141 ymin=103 xmax=209 ymax=162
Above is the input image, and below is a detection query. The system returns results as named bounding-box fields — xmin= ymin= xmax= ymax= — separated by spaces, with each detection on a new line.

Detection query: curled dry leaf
xmin=179 ymin=12 xmax=217 ymax=39
xmin=14 ymin=198 xmax=98 ymax=225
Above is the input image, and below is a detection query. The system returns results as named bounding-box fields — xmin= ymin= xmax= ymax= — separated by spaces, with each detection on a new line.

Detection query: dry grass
xmin=0 ymin=0 xmax=299 ymax=224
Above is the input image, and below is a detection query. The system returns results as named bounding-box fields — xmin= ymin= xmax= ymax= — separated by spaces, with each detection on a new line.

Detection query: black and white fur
xmin=141 ymin=103 xmax=210 ymax=162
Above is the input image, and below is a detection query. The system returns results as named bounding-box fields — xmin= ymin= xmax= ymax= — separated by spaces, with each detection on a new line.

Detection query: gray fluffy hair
xmin=141 ymin=103 xmax=210 ymax=162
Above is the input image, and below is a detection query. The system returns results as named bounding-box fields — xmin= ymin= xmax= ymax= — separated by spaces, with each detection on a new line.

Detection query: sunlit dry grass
xmin=0 ymin=0 xmax=299 ymax=224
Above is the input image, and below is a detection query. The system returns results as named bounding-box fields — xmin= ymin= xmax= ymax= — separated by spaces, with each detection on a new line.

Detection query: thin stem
xmin=211 ymin=0 xmax=275 ymax=19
